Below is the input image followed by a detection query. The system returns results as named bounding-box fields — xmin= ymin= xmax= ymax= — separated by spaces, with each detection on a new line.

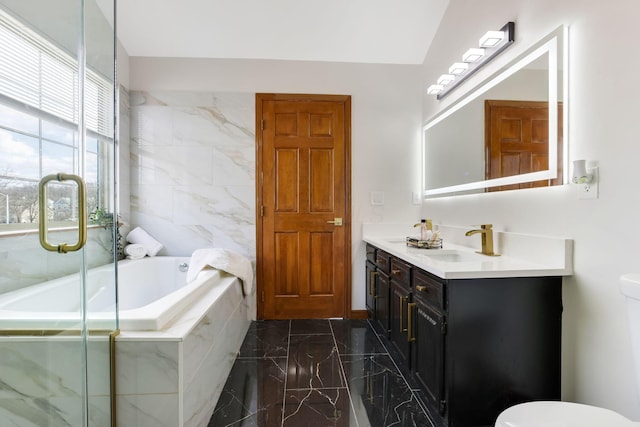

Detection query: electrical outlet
xmin=578 ymin=167 xmax=598 ymax=199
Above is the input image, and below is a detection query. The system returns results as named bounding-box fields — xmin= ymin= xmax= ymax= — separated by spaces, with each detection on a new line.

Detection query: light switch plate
xmin=370 ymin=191 xmax=385 ymax=206
xmin=412 ymin=191 xmax=423 ymax=205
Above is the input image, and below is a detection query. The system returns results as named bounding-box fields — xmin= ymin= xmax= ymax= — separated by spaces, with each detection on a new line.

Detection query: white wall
xmin=128 ymin=58 xmax=424 ymax=312
xmin=422 ymin=0 xmax=640 ymax=419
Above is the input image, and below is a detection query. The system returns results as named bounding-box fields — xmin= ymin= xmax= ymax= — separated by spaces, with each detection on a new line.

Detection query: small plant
xmin=89 ymin=208 xmax=124 ymax=260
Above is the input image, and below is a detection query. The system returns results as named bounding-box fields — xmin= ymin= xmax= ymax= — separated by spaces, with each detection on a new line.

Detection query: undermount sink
xmin=425 ymin=250 xmax=486 ymax=263
xmin=385 ymin=238 xmax=407 ymax=244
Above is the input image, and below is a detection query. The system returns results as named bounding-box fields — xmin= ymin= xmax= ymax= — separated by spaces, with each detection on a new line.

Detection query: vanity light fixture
xmin=427 ymin=84 xmax=444 ymax=95
xmin=462 ymin=48 xmax=485 ymax=62
xmin=449 ymin=62 xmax=469 ymax=75
xmin=427 ymin=21 xmax=515 ymax=100
xmin=479 ymin=30 xmax=505 ymax=47
xmin=437 ymin=74 xmax=456 ymax=86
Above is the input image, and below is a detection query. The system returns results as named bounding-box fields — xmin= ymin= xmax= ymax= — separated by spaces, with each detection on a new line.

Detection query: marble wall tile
xmin=172 ymin=185 xmax=254 ymax=227
xmin=131 ymin=185 xmax=175 ymax=222
xmin=183 ymin=297 xmax=250 ymax=427
xmin=116 ymin=393 xmax=179 ymax=427
xmin=182 ymin=281 xmax=240 ymax=386
xmin=132 ymin=145 xmax=214 ymax=187
xmin=0 ymin=336 xmax=112 ymax=427
xmin=119 ymin=86 xmax=132 ymax=226
xmin=131 ymin=106 xmax=174 ymax=146
xmin=0 ymin=228 xmax=112 ymax=294
xmin=129 ymin=90 xmax=257 ymax=272
xmin=115 ymin=340 xmax=180 ymax=395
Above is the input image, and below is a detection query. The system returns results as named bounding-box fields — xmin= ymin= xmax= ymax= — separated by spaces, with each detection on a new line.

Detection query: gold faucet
xmin=465 ymin=224 xmax=500 ymax=256
xmin=413 ymin=219 xmax=433 ymax=231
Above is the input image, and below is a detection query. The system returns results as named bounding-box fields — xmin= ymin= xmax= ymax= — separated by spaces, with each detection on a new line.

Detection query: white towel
xmin=124 ymin=244 xmax=147 ymax=260
xmin=187 ymin=248 xmax=254 ymax=296
xmin=126 ymin=227 xmax=163 ymax=257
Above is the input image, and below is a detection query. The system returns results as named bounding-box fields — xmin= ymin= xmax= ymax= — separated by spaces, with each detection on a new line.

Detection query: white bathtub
xmin=0 ymin=257 xmax=227 ymax=330
xmin=0 ymin=256 xmax=251 ymax=427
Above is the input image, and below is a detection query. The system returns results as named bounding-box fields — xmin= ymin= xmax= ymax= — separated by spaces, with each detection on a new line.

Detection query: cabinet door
xmin=390 ymin=281 xmax=411 ymax=364
xmin=375 ymin=271 xmax=390 ymax=335
xmin=365 ymin=261 xmax=377 ymax=316
xmin=412 ymin=300 xmax=446 ymax=415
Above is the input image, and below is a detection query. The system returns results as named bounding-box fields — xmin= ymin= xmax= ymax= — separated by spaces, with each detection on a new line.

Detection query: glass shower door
xmin=0 ymin=1 xmax=118 ymax=426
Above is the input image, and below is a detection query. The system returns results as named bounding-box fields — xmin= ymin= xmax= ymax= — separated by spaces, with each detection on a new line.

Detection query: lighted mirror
xmin=423 ymin=26 xmax=567 ymax=197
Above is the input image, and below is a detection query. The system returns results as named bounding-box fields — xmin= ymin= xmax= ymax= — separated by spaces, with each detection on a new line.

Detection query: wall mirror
xmin=423 ymin=26 xmax=567 ymax=198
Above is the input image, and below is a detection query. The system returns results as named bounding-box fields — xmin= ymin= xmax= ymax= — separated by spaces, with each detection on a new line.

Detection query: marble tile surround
xmin=0 ymin=227 xmax=114 ymax=294
xmin=116 ymin=276 xmax=251 ymax=427
xmin=0 ymin=277 xmax=250 ymax=427
xmin=129 ymin=91 xmax=256 ymax=262
xmin=0 ymin=335 xmax=112 ymax=426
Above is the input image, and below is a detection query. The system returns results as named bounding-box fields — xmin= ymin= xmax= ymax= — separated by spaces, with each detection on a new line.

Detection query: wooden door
xmin=485 ymin=100 xmax=563 ymax=192
xmin=256 ymin=94 xmax=351 ymax=319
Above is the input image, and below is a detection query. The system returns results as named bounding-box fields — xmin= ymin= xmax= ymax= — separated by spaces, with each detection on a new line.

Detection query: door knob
xmin=327 ymin=218 xmax=343 ymax=226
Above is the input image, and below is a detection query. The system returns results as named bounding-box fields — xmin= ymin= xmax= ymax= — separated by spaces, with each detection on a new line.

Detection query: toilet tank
xmin=621 ymin=273 xmax=640 ymax=398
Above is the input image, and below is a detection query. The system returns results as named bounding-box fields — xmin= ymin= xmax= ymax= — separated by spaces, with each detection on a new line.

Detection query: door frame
xmin=255 ymin=93 xmax=352 ymax=320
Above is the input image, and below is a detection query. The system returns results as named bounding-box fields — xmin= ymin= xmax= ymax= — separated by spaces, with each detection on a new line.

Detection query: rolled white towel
xmin=124 ymin=243 xmax=147 ymax=259
xmin=126 ymin=227 xmax=164 ymax=257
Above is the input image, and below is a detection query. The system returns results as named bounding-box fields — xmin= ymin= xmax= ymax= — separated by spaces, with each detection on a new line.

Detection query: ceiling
xmin=112 ymin=0 xmax=449 ymax=64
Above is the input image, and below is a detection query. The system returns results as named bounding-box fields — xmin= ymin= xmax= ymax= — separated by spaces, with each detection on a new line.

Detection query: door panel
xmin=485 ymin=100 xmax=563 ymax=191
xmin=275 ymin=149 xmax=299 ymax=211
xmin=257 ymin=94 xmax=351 ymax=319
xmin=414 ymin=301 xmax=446 ymax=414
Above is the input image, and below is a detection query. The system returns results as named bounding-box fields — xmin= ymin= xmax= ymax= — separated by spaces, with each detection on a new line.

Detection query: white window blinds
xmin=0 ymin=8 xmax=113 ymax=137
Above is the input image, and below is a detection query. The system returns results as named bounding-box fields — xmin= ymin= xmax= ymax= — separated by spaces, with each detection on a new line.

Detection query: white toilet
xmin=495 ymin=274 xmax=640 ymax=427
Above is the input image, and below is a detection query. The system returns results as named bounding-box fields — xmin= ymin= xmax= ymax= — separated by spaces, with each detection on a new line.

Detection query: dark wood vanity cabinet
xmin=389 ymin=257 xmax=412 ymax=364
xmin=372 ymin=248 xmax=391 ymax=335
xmin=365 ymin=244 xmax=563 ymax=427
xmin=365 ymin=244 xmax=377 ymax=317
xmin=411 ymin=269 xmax=446 ymax=416
xmin=441 ymin=274 xmax=562 ymax=427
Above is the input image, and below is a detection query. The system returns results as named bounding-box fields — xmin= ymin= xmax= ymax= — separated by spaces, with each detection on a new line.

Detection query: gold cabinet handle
xmin=400 ymin=296 xmax=408 ymax=333
xmin=391 ymin=269 xmax=401 ymax=276
xmin=407 ymin=303 xmax=417 ymax=342
xmin=369 ymin=271 xmax=378 ymax=297
xmin=415 ymin=285 xmax=427 ymax=292
xmin=327 ymin=217 xmax=343 ymax=226
xmin=38 ymin=173 xmax=87 ymax=253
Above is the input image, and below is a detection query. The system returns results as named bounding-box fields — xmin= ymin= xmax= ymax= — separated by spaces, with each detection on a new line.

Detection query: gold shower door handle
xmin=327 ymin=217 xmax=343 ymax=226
xmin=38 ymin=173 xmax=87 ymax=253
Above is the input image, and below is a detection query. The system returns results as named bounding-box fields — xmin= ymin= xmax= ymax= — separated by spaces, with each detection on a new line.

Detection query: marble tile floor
xmin=208 ymin=319 xmax=436 ymax=427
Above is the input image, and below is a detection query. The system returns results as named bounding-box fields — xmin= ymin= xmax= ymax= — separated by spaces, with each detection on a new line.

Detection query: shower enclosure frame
xmin=0 ymin=1 xmax=120 ymax=426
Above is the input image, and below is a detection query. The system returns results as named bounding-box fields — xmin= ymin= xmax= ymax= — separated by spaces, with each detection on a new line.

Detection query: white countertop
xmin=364 ymin=233 xmax=573 ymax=280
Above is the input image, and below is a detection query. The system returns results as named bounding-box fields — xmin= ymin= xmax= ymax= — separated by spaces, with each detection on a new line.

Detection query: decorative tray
xmin=405 ymin=236 xmax=443 ymax=249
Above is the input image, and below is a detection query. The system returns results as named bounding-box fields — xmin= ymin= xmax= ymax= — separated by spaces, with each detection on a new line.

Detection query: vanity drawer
xmin=413 ymin=269 xmax=445 ymax=310
xmin=375 ymin=250 xmax=391 ymax=274
xmin=390 ymin=257 xmax=411 ymax=289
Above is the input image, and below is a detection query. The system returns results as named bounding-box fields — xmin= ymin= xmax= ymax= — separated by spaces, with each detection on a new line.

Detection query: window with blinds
xmin=0 ymin=7 xmax=114 ymax=228
xmin=0 ymin=8 xmax=113 ymax=137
